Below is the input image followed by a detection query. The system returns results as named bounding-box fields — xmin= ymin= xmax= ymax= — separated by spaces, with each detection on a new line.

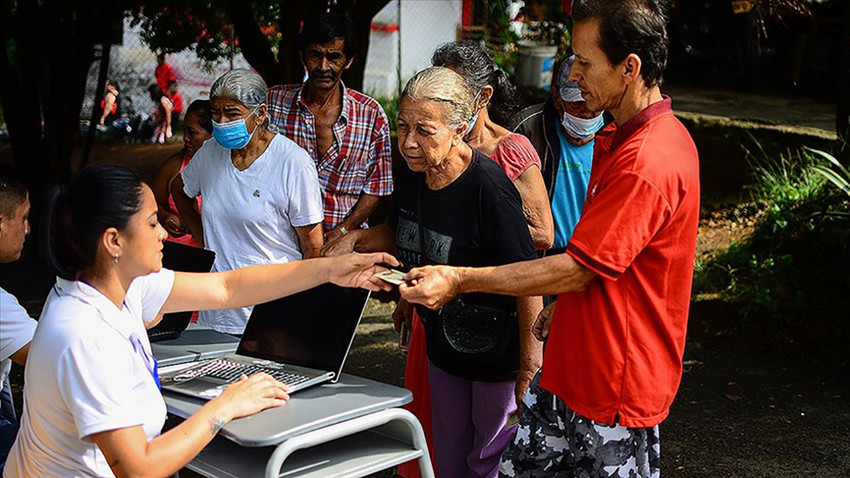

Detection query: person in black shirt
xmin=323 ymin=67 xmax=542 ymax=478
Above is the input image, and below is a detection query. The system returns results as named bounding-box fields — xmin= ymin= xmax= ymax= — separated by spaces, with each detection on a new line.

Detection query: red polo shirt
xmin=540 ymin=97 xmax=700 ymax=428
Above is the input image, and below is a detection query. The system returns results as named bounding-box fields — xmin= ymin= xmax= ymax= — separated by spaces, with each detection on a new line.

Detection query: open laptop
xmin=148 ymin=241 xmax=216 ymax=343
xmin=160 ymin=283 xmax=371 ymax=399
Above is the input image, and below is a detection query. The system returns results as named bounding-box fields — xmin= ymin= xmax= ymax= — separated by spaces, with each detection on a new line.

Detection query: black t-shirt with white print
xmin=390 ymin=149 xmax=537 ymax=382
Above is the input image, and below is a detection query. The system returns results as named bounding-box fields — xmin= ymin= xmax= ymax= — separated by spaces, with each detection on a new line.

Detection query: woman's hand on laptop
xmin=211 ymin=373 xmax=290 ymax=422
xmin=327 ymin=252 xmax=399 ymax=291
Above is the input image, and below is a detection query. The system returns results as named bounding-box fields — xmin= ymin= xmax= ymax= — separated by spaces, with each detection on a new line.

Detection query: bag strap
xmin=416 ymin=180 xmax=428 ymax=264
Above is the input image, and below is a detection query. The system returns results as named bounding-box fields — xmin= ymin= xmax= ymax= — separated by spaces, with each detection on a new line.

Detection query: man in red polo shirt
xmin=399 ymin=0 xmax=699 ymax=476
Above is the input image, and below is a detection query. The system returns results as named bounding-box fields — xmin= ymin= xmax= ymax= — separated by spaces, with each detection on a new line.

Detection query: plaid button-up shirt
xmin=268 ymin=83 xmax=393 ymax=231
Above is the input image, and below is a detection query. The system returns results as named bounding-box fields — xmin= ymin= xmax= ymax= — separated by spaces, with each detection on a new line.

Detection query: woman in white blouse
xmin=3 ymin=165 xmax=395 ymax=478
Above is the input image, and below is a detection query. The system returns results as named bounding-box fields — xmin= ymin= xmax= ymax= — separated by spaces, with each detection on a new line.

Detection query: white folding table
xmin=152 ymin=326 xmax=433 ymax=478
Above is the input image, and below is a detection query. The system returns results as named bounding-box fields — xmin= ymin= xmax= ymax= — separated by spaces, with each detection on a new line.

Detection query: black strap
xmin=416 ymin=180 xmax=427 ymax=264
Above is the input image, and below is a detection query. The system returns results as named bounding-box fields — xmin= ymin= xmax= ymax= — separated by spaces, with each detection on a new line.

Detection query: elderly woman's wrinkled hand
xmin=398 ymin=265 xmax=462 ymax=309
xmin=532 ymin=300 xmax=558 ymax=341
xmin=321 ymin=231 xmax=358 ymax=257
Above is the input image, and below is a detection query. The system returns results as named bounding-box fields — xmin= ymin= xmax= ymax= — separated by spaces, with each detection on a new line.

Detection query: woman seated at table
xmin=3 ymin=164 xmax=394 ymax=478
xmin=323 ymin=67 xmax=542 ymax=478
xmin=172 ymin=69 xmax=324 ymax=336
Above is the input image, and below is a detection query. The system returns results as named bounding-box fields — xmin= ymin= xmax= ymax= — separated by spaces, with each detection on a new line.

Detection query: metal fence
xmin=80 ymin=2 xmax=469 ymax=140
xmin=81 ymin=16 xmax=252 ymax=141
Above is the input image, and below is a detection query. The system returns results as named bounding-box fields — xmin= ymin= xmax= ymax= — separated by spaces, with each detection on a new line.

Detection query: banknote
xmin=375 ymin=269 xmax=406 ymax=285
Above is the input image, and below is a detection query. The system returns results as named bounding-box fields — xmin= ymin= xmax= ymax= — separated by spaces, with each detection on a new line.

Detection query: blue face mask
xmin=560 ymin=111 xmax=604 ymax=140
xmin=464 ymin=89 xmax=483 ymax=138
xmin=212 ymin=105 xmax=261 ymax=150
xmin=464 ymin=110 xmax=480 ymax=138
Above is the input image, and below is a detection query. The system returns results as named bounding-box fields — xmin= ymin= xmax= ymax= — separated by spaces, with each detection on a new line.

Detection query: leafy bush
xmin=694 ymin=146 xmax=850 ymax=354
xmin=374 ymin=95 xmax=399 ymax=132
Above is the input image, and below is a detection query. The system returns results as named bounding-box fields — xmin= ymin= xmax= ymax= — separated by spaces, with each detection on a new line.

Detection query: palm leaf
xmin=813 ymin=165 xmax=850 ymax=197
xmin=805 ymin=147 xmax=850 ymax=180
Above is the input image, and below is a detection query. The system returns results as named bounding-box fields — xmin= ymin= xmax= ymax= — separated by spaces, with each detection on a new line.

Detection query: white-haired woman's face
xmin=210 ymin=97 xmax=265 ymax=129
xmin=396 ymin=96 xmax=463 ymax=174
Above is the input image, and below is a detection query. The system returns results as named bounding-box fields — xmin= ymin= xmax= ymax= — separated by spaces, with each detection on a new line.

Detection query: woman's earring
xmin=113 ymin=254 xmax=120 ymax=264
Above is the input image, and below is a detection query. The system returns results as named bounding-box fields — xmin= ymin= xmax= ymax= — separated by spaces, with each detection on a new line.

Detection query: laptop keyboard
xmin=178 ymin=359 xmax=313 ymax=386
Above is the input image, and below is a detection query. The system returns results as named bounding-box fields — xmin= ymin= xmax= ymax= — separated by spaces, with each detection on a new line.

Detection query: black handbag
xmin=415 ymin=183 xmax=516 ymax=361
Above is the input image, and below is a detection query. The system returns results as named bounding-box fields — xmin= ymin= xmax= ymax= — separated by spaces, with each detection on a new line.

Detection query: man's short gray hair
xmin=402 ymin=67 xmax=473 ymax=130
xmin=210 ymin=69 xmax=268 ymax=110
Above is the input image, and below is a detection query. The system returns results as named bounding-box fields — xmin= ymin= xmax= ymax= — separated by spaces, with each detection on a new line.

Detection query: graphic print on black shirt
xmin=389 ymin=150 xmax=536 ymax=382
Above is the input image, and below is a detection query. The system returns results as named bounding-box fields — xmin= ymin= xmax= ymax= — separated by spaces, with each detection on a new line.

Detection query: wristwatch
xmin=339 ymin=226 xmax=349 ymax=236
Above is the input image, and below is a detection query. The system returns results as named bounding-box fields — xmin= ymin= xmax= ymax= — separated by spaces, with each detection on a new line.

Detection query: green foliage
xmin=486 ymin=0 xmax=520 ymax=74
xmin=694 ymin=145 xmax=850 ymax=353
xmin=811 ymin=147 xmax=850 ymax=199
xmin=373 ymin=95 xmax=399 ymax=132
xmin=130 ymin=2 xmax=242 ymax=66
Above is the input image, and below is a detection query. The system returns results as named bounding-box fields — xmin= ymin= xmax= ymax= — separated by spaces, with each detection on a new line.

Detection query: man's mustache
xmin=311 ymin=70 xmax=337 ymax=80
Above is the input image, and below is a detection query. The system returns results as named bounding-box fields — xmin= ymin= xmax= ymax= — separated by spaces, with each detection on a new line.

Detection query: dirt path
xmin=341 ymin=301 xmax=850 ymax=477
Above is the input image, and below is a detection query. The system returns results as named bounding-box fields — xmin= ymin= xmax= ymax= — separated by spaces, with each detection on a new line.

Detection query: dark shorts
xmin=499 ymin=371 xmax=661 ymax=478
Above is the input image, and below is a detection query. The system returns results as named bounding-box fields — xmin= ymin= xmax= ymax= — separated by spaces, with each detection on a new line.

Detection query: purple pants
xmin=428 ymin=360 xmax=517 ymax=478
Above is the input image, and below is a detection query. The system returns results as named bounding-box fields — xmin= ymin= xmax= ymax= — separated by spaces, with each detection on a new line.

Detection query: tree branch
xmin=227 ymin=2 xmax=279 ymax=85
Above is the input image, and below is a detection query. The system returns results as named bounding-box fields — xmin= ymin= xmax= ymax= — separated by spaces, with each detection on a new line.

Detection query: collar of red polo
xmin=611 ymin=95 xmax=672 ymax=151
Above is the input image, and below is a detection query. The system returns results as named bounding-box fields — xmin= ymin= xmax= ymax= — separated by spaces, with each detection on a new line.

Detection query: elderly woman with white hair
xmin=325 ymin=67 xmax=542 ymax=478
xmin=173 ymin=69 xmax=324 ymax=335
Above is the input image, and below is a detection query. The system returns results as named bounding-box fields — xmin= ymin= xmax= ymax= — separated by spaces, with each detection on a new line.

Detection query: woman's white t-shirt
xmin=182 ymin=134 xmax=323 ymax=334
xmin=4 ymin=269 xmax=175 ymax=478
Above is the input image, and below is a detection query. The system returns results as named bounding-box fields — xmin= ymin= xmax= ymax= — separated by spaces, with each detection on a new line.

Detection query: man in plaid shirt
xmin=268 ymin=13 xmax=393 ymax=244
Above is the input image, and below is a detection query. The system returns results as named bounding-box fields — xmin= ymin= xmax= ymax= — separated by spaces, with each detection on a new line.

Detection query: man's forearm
xmin=338 ymin=194 xmax=382 ymax=231
xmin=517 ymin=295 xmax=544 ymax=370
xmin=351 ymin=223 xmax=397 ymax=255
xmin=459 ymin=253 xmax=595 ymax=297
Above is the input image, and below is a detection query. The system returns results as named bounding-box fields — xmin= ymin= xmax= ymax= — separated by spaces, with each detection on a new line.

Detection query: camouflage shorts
xmin=499 ymin=371 xmax=661 ymax=478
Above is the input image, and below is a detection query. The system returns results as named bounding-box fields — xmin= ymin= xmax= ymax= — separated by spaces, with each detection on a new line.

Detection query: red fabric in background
xmin=397 ymin=311 xmax=438 ymax=478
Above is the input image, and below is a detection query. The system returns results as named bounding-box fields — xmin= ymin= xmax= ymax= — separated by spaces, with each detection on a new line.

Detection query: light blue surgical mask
xmin=212 ymin=105 xmax=261 ymax=150
xmin=560 ymin=111 xmax=604 ymax=140
xmin=464 ymin=89 xmax=483 ymax=138
xmin=464 ymin=110 xmax=480 ymax=138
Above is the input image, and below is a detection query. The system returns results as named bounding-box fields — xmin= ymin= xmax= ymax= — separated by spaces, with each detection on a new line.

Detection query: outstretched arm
xmin=161 ymin=252 xmax=398 ymax=315
xmin=399 ymin=253 xmax=595 ymax=309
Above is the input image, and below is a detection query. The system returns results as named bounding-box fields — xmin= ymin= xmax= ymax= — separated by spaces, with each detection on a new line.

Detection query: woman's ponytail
xmin=40 ymin=165 xmax=146 ymax=280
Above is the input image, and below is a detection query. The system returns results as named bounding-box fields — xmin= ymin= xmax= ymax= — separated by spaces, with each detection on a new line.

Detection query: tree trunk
xmin=80 ymin=44 xmax=111 ymax=170
xmin=838 ymin=0 xmax=850 ymax=147
xmin=0 ymin=0 xmax=116 ymax=186
xmin=342 ymin=0 xmax=392 ymax=92
xmin=229 ymin=2 xmax=280 ymax=85
xmin=0 ymin=0 xmax=47 ymax=187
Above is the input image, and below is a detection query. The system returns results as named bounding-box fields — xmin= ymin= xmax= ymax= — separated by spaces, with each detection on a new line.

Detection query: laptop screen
xmin=236 ymin=283 xmax=371 ymax=373
xmin=148 ymin=242 xmax=216 ymax=342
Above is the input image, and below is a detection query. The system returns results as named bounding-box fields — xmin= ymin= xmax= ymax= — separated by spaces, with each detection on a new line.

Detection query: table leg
xmin=264 ymin=408 xmax=434 ymax=478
